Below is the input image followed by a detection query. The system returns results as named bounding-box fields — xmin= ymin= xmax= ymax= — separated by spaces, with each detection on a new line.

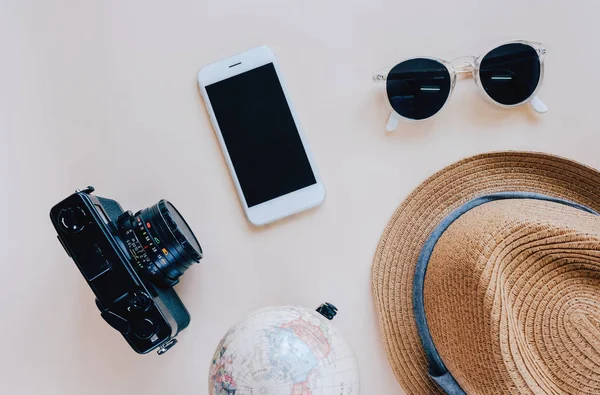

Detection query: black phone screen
xmin=205 ymin=63 xmax=316 ymax=208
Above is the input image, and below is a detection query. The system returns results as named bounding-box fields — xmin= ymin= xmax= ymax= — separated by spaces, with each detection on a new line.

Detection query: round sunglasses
xmin=373 ymin=41 xmax=547 ymax=131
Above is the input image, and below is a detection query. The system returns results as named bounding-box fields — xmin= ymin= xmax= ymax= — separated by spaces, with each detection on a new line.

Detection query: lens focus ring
xmin=157 ymin=200 xmax=203 ymax=262
xmin=118 ymin=200 xmax=202 ymax=287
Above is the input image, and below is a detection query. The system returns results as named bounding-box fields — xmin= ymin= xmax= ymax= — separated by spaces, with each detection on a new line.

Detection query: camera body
xmin=51 ymin=187 xmax=201 ymax=354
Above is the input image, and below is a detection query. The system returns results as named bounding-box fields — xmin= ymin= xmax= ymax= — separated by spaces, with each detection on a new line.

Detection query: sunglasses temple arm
xmin=386 ymin=113 xmax=399 ymax=132
xmin=374 ymin=70 xmax=397 ymax=131
xmin=530 ymin=96 xmax=548 ymax=114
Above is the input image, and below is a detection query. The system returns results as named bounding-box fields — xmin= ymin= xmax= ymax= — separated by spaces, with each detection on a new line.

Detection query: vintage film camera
xmin=50 ymin=187 xmax=202 ymax=354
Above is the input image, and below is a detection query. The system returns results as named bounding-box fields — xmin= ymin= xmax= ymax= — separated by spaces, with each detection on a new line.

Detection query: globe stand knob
xmin=316 ymin=303 xmax=338 ymax=320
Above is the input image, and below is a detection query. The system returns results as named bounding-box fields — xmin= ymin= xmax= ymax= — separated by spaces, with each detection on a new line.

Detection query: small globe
xmin=208 ymin=305 xmax=360 ymax=395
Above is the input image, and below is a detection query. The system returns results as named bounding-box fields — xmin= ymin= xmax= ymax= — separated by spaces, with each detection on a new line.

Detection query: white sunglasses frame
xmin=373 ymin=40 xmax=547 ymax=132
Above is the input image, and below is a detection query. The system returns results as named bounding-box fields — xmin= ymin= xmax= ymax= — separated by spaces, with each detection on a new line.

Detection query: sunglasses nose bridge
xmin=450 ymin=56 xmax=476 ymax=75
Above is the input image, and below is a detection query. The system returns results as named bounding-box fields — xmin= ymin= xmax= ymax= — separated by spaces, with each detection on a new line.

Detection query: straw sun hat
xmin=372 ymin=152 xmax=600 ymax=394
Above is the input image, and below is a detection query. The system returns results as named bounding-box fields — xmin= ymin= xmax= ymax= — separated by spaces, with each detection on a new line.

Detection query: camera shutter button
xmin=129 ymin=292 xmax=151 ymax=312
xmin=134 ymin=319 xmax=155 ymax=340
xmin=58 ymin=207 xmax=87 ymax=233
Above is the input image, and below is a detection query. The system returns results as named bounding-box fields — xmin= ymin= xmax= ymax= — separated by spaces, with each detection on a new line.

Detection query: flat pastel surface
xmin=1 ymin=1 xmax=598 ymax=393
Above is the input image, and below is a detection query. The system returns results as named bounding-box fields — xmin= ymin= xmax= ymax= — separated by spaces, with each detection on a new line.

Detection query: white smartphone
xmin=197 ymin=46 xmax=326 ymax=226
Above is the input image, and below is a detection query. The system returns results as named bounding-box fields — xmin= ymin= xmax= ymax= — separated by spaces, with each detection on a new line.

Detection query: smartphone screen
xmin=205 ymin=63 xmax=316 ymax=208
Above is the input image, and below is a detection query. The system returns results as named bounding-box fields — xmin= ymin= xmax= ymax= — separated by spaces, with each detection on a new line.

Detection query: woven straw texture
xmin=372 ymin=152 xmax=600 ymax=394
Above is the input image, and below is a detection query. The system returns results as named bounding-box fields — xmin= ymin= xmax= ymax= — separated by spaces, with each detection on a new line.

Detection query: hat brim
xmin=371 ymin=151 xmax=600 ymax=394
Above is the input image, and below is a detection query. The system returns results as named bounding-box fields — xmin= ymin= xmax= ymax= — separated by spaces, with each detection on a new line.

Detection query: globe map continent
xmin=209 ymin=306 xmax=360 ymax=395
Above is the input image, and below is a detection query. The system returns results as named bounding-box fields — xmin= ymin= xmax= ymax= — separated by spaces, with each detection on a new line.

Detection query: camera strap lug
xmin=157 ymin=338 xmax=178 ymax=355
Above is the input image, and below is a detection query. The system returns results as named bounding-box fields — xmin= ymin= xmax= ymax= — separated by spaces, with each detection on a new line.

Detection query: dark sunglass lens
xmin=386 ymin=58 xmax=451 ymax=120
xmin=479 ymin=43 xmax=541 ymax=105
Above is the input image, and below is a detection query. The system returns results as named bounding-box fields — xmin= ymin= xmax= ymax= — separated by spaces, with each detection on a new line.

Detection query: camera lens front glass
xmin=163 ymin=202 xmax=202 ymax=256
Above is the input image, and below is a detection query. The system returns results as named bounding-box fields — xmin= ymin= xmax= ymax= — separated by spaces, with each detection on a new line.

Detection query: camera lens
xmin=119 ymin=200 xmax=202 ymax=287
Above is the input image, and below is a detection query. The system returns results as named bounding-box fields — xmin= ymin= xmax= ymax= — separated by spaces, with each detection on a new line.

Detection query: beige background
xmin=1 ymin=0 xmax=599 ymax=394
